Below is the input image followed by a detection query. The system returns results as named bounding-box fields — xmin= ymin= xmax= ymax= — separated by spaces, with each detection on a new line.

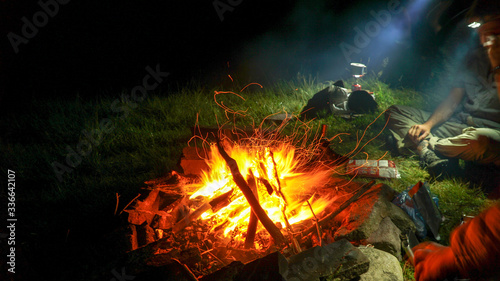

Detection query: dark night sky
xmin=0 ymin=0 xmax=475 ymax=102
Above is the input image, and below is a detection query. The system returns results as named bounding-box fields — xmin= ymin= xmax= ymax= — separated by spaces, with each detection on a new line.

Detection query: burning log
xmin=245 ymin=169 xmax=259 ymax=249
xmin=296 ymin=180 xmax=375 ymax=239
xmin=172 ymin=189 xmax=234 ymax=233
xmin=258 ymin=177 xmax=274 ymax=196
xmin=215 ymin=138 xmax=287 ymax=247
xmin=172 ymin=203 xmax=211 ymax=233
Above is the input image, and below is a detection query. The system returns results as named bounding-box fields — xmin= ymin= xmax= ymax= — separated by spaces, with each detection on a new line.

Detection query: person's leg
xmin=385 ymin=105 xmax=467 ymax=154
xmin=432 ymin=127 xmax=500 ymax=165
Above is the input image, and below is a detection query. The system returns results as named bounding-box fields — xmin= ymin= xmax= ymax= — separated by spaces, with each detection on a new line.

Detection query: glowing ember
xmin=183 ymin=137 xmax=337 ymax=248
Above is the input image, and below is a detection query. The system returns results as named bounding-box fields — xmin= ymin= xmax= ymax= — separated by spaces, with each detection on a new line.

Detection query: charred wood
xmin=245 ymin=169 xmax=259 ymax=249
xmin=215 ymin=137 xmax=287 ymax=247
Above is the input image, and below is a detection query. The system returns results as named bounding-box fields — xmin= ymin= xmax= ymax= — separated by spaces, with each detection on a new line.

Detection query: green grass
xmin=0 ymin=74 xmax=495 ymax=280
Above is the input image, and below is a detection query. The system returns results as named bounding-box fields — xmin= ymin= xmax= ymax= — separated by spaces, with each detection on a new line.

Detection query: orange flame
xmin=184 ymin=137 xmax=337 ymax=248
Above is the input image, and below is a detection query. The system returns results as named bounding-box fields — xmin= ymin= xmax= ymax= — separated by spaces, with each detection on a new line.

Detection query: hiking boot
xmin=419 ymin=148 xmax=450 ymax=177
xmin=385 ymin=134 xmax=399 ymax=156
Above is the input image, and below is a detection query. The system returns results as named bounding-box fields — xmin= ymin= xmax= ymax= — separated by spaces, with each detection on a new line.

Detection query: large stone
xmin=235 ymin=251 xmax=288 ymax=281
xmin=284 ymin=239 xmax=370 ymax=281
xmin=134 ymin=259 xmax=198 ymax=281
xmin=387 ymin=201 xmax=417 ymax=234
xmin=366 ymin=217 xmax=402 ymax=260
xmin=201 ymin=252 xmax=288 ymax=281
xmin=146 ymin=247 xmax=201 ymax=268
xmin=200 ymin=261 xmax=245 ymax=281
xmin=332 ymin=184 xmax=393 ymax=243
xmin=358 ymin=247 xmax=403 ymax=281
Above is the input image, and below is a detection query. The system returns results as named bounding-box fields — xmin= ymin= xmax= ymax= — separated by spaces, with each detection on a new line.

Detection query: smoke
xmin=236 ymin=0 xmax=411 ymax=82
xmin=234 ymin=0 xmax=477 ymax=94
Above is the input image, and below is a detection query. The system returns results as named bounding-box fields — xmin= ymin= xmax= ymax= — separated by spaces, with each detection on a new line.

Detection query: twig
xmin=306 ymin=200 xmax=322 ymax=247
xmin=207 ymin=250 xmax=226 ymax=267
xmin=119 ymin=193 xmax=141 ymax=215
xmin=270 ymin=151 xmax=287 ymax=205
xmin=270 ymin=151 xmax=293 ymax=231
xmin=114 ymin=193 xmax=120 ymax=216
xmin=201 ymin=248 xmax=214 ymax=256
xmin=171 ymin=258 xmax=199 ymax=281
xmin=296 ymin=180 xmax=375 ymax=239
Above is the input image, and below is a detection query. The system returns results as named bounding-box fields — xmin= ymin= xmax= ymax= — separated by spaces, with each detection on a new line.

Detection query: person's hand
xmin=413 ymin=242 xmax=458 ymax=281
xmin=408 ymin=123 xmax=431 ymax=145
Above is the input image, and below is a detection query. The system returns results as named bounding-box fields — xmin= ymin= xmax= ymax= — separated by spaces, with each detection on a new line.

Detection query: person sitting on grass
xmin=385 ymin=0 xmax=500 ymax=179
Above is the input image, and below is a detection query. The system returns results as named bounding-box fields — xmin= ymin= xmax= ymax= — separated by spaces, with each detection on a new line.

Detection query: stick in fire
xmin=215 ymin=137 xmax=288 ymax=248
xmin=244 ymin=168 xmax=259 ymax=249
xmin=172 ymin=189 xmax=234 ymax=233
xmin=296 ymin=180 xmax=376 ymax=239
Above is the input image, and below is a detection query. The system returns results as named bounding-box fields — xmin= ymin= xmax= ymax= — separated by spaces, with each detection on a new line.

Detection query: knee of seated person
xmin=467 ymin=133 xmax=490 ymax=156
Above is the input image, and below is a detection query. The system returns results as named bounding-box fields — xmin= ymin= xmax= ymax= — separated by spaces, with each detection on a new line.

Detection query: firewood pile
xmin=114 ymin=128 xmax=416 ymax=280
xmin=119 ymin=173 xmax=415 ymax=280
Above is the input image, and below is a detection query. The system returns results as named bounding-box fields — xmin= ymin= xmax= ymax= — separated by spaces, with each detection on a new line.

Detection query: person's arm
xmin=450 ymin=202 xmax=500 ymax=279
xmin=413 ymin=202 xmax=500 ymax=281
xmin=408 ymin=87 xmax=465 ymax=144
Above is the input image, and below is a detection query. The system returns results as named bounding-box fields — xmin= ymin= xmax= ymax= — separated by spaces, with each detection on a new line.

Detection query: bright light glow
xmin=184 ymin=139 xmax=336 ymax=246
xmin=468 ymin=22 xmax=481 ymax=29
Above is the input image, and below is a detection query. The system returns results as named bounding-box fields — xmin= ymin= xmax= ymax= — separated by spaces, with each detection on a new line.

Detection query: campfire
xmin=178 ymin=132 xmax=342 ymax=248
xmin=115 ymin=90 xmax=411 ymax=280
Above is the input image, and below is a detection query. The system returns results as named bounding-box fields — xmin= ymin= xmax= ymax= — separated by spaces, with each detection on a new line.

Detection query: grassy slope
xmin=0 ymin=75 xmax=494 ymax=280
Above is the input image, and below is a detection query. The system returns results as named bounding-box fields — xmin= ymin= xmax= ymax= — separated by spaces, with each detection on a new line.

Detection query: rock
xmin=134 ymin=259 xmax=198 ymax=281
xmin=376 ymin=183 xmax=398 ymax=202
xmin=146 ymin=247 xmax=201 ymax=268
xmin=285 ymin=239 xmax=370 ymax=281
xmin=235 ymin=251 xmax=288 ymax=281
xmin=332 ymin=184 xmax=393 ymax=243
xmin=387 ymin=201 xmax=417 ymax=234
xmin=201 ymin=252 xmax=288 ymax=281
xmin=200 ymin=261 xmax=245 ymax=281
xmin=97 ymin=236 xmax=177 ymax=279
xmin=366 ymin=217 xmax=402 ymax=260
xmin=358 ymin=247 xmax=403 ymax=281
